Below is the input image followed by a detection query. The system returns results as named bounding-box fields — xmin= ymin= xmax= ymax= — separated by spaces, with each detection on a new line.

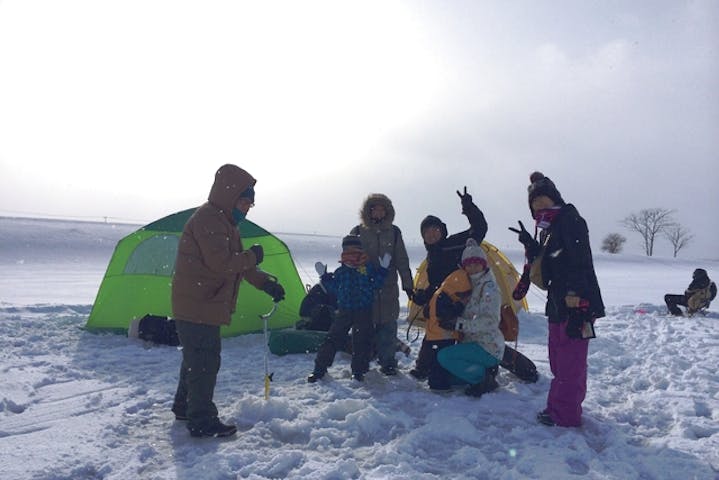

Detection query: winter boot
xmin=188 ymin=417 xmax=237 ymax=438
xmin=409 ymin=368 xmax=428 ymax=380
xmin=380 ymin=365 xmax=397 ymax=376
xmin=352 ymin=372 xmax=365 ymax=382
xmin=536 ymin=410 xmax=556 ymax=427
xmin=171 ymin=405 xmax=188 ymax=421
xmin=307 ymin=369 xmax=326 ymax=383
xmin=465 ymin=368 xmax=499 ymax=398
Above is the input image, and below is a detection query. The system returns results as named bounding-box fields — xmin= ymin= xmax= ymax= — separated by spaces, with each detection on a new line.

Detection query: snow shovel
xmin=260 ymin=302 xmax=279 ymax=400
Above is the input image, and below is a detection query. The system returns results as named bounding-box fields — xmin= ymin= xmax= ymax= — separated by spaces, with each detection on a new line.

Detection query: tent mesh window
xmin=123 ymin=234 xmax=179 ymax=276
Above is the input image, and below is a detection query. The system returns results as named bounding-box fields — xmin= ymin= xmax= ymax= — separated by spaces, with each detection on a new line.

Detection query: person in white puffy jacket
xmin=436 ymin=238 xmax=504 ymax=398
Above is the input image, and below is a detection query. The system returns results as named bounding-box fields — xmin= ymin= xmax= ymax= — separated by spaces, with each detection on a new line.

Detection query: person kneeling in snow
xmin=664 ymin=269 xmax=716 ymax=317
xmin=307 ymin=235 xmax=389 ymax=383
xmin=435 ymin=239 xmax=504 ymax=397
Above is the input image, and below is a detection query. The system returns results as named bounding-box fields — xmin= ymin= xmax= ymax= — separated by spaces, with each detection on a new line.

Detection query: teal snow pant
xmin=437 ymin=342 xmax=500 ymax=385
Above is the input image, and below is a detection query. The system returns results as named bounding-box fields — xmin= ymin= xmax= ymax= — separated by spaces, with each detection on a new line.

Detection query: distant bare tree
xmin=665 ymin=224 xmax=693 ymax=258
xmin=621 ymin=208 xmax=676 ymax=256
xmin=601 ymin=233 xmax=626 ymax=254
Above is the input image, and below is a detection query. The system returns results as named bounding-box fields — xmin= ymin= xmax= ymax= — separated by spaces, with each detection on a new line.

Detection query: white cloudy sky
xmin=0 ymin=0 xmax=717 ymax=258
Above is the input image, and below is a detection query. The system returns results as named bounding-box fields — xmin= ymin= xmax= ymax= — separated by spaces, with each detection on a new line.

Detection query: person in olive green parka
xmin=351 ymin=194 xmax=413 ymax=375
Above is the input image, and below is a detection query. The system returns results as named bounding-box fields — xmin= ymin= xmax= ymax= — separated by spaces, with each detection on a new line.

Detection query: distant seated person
xmin=296 ymin=282 xmax=338 ymax=331
xmin=664 ymin=269 xmax=717 ymax=316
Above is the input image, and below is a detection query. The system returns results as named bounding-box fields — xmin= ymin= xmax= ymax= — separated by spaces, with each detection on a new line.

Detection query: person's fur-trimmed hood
xmin=359 ymin=193 xmax=395 ymax=229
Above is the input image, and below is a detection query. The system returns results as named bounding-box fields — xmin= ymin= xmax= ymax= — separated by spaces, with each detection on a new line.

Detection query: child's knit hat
xmin=341 ymin=234 xmax=363 ymax=251
xmin=461 ymin=238 xmax=488 ymax=270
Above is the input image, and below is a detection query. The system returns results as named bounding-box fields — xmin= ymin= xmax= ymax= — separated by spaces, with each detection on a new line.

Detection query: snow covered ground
xmin=1 ymin=217 xmax=717 ymax=480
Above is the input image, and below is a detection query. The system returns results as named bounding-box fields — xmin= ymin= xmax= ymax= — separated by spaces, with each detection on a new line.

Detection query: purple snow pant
xmin=546 ymin=321 xmax=589 ymax=427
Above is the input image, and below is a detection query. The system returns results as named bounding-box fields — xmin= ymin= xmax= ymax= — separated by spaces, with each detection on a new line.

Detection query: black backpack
xmin=136 ymin=315 xmax=180 ymax=346
xmin=297 ymin=284 xmax=337 ymax=331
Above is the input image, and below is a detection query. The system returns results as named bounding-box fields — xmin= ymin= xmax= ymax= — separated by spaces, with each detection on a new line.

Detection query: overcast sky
xmin=1 ymin=0 xmax=717 ymax=259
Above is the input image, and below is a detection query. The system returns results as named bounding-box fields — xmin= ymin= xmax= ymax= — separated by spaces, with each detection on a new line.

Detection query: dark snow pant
xmin=426 ymin=339 xmax=457 ymax=390
xmin=546 ymin=321 xmax=589 ymax=427
xmin=413 ymin=336 xmax=433 ymax=375
xmin=314 ymin=308 xmax=374 ymax=375
xmin=664 ymin=294 xmax=687 ymax=316
xmin=375 ymin=320 xmax=398 ymax=369
xmin=173 ymin=320 xmax=221 ymax=430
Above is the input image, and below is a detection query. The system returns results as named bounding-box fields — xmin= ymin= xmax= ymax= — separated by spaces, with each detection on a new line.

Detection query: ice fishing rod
xmin=260 ymin=302 xmax=279 ymax=400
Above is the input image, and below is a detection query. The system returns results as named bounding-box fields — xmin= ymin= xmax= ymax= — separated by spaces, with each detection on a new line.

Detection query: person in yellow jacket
xmin=437 ymin=239 xmax=504 ymax=398
xmin=424 ymin=263 xmax=471 ymax=391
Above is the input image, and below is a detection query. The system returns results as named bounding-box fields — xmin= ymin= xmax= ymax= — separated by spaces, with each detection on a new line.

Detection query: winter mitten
xmin=379 ymin=253 xmax=392 ymax=269
xmin=512 ymin=264 xmax=531 ymax=300
xmin=262 ymin=279 xmax=285 ymax=302
xmin=314 ymin=262 xmax=327 ymax=276
xmin=404 ymin=288 xmax=414 ymax=301
xmin=249 ymin=244 xmax=264 ymax=265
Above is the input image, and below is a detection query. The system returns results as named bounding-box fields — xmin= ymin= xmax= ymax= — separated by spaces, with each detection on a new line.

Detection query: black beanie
xmin=420 ymin=215 xmax=448 ymax=240
xmin=341 ymin=234 xmax=363 ymax=250
xmin=693 ymin=268 xmax=708 ymax=280
xmin=527 ymin=171 xmax=565 ymax=214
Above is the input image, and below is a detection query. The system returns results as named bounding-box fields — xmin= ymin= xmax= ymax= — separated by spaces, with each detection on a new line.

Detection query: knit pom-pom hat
xmin=527 ymin=171 xmax=565 ymax=214
xmin=461 ymin=238 xmax=488 ymax=270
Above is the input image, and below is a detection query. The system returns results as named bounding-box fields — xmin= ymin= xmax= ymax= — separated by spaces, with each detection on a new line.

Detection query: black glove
xmin=508 ymin=221 xmax=534 ymax=249
xmin=404 ymin=288 xmax=414 ymax=301
xmin=435 ymin=292 xmax=464 ymax=330
xmin=249 ymin=244 xmax=264 ymax=265
xmin=566 ymin=304 xmax=591 ymax=339
xmin=456 ymin=186 xmax=473 ymax=214
xmin=262 ymin=279 xmax=285 ymax=302
xmin=412 ymin=288 xmax=429 ymax=306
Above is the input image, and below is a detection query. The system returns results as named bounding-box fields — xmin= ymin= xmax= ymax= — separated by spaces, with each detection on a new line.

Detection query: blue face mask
xmin=232 ymin=208 xmax=246 ymax=223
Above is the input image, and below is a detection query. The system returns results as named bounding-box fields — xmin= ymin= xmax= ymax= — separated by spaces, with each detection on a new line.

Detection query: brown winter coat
xmin=172 ymin=164 xmax=268 ymax=326
xmin=351 ymin=194 xmax=413 ymax=325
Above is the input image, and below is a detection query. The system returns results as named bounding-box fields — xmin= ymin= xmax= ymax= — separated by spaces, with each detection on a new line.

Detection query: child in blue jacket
xmin=308 ymin=235 xmax=390 ymax=382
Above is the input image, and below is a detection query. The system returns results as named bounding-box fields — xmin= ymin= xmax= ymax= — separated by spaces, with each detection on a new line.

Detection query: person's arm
xmin=392 ymin=227 xmax=414 ymax=292
xmin=457 ymin=188 xmax=488 ymax=243
xmin=445 ymin=192 xmax=489 ymax=246
xmin=193 ymin=216 xmax=258 ymax=275
xmin=557 ymin=209 xmax=593 ymax=301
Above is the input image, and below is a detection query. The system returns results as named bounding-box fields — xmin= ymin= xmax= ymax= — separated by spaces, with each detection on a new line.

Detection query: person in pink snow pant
xmin=509 ymin=172 xmax=605 ymax=427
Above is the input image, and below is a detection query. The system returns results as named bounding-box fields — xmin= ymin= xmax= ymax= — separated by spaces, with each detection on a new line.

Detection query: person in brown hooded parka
xmin=171 ymin=164 xmax=285 ymax=438
xmin=350 ymin=194 xmax=413 ymax=375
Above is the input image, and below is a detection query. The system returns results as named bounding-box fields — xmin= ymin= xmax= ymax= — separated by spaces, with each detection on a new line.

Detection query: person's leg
xmin=426 ymin=340 xmax=456 ymax=390
xmin=174 ymin=320 xmax=221 ymax=430
xmin=410 ymin=336 xmax=432 ymax=379
xmin=438 ymin=343 xmax=498 ymax=385
xmin=350 ymin=309 xmax=375 ymax=377
xmin=313 ymin=310 xmax=352 ymax=373
xmin=375 ymin=320 xmax=398 ymax=373
xmin=664 ymin=294 xmax=687 ymax=316
xmin=545 ymin=321 xmax=589 ymax=427
xmin=172 ymin=347 xmax=189 ymax=419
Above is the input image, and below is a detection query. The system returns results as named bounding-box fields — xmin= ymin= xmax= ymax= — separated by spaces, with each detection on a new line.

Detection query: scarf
xmin=340 ymin=250 xmax=369 ymax=269
xmin=534 ymin=207 xmax=561 ymax=230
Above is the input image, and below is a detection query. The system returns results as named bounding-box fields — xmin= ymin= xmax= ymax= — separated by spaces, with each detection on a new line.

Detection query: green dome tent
xmin=86 ymin=208 xmax=304 ymax=336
